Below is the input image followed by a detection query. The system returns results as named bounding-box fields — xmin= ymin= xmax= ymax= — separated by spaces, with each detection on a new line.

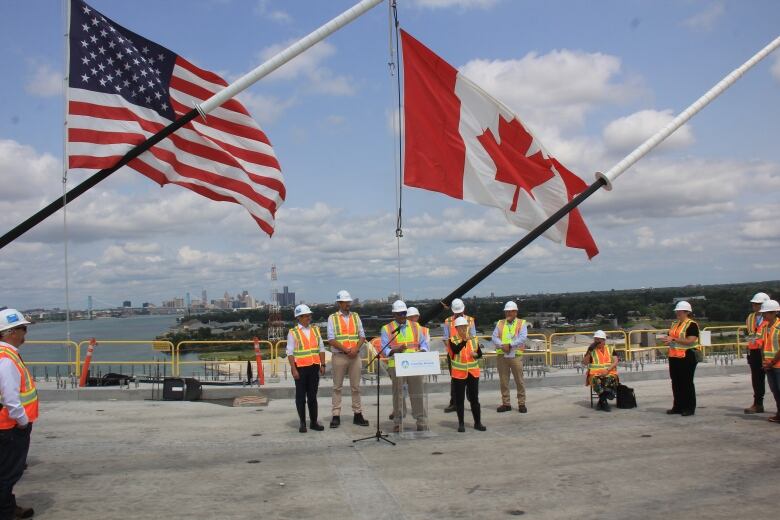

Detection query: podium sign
xmin=395 ymin=351 xmax=441 ymax=376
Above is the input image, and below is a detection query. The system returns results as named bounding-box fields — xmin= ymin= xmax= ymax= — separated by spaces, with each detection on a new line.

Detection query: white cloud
xmin=0 ymin=139 xmax=60 ymax=202
xmin=458 ymin=50 xmax=641 ymax=131
xmin=635 ymin=226 xmax=655 ymax=249
xmin=254 ymin=0 xmax=292 ymax=23
xmin=603 ymin=109 xmax=695 ymax=153
xmin=683 ymin=1 xmax=725 ymax=32
xmin=25 ymin=62 xmax=61 ymax=97
xmin=259 ymin=40 xmax=355 ymax=96
xmin=411 ymin=0 xmax=500 ymax=9
xmin=771 ymin=53 xmax=780 ymax=84
xmin=237 ymin=91 xmax=295 ymax=124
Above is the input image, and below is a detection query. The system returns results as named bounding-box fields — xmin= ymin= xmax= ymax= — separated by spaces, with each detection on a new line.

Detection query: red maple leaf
xmin=477 ymin=116 xmax=555 ymax=212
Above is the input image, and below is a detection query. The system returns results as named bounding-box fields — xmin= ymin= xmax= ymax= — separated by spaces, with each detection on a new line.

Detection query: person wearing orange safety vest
xmin=661 ymin=301 xmax=701 ymax=417
xmin=381 ymin=301 xmax=429 ymax=432
xmin=447 ymin=315 xmax=486 ymax=432
xmin=0 ymin=309 xmax=37 ymax=520
xmin=287 ymin=305 xmax=326 ymax=433
xmin=582 ymin=330 xmax=619 ymax=412
xmin=492 ymin=301 xmax=528 ymax=413
xmin=758 ymin=299 xmax=780 ymax=424
xmin=442 ymin=298 xmax=476 ymax=414
xmin=744 ymin=292 xmax=770 ymax=414
xmin=326 ymin=290 xmax=369 ymax=429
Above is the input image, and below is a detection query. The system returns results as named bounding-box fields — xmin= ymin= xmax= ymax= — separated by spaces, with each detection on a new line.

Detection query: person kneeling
xmin=448 ymin=316 xmax=486 ymax=432
xmin=583 ymin=330 xmax=618 ymax=412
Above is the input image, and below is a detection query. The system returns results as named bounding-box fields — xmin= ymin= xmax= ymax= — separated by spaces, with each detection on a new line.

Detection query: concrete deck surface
xmin=17 ymin=372 xmax=780 ymax=520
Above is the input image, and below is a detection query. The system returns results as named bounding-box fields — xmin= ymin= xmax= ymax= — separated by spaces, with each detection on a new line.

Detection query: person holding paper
xmin=442 ymin=299 xmax=476 ymax=413
xmin=448 ymin=316 xmax=486 ymax=432
xmin=492 ymin=301 xmax=528 ymax=413
xmin=381 ymin=300 xmax=429 ymax=432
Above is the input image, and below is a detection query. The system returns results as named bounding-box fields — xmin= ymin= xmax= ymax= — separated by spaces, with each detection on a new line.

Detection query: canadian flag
xmin=401 ymin=31 xmax=599 ymax=259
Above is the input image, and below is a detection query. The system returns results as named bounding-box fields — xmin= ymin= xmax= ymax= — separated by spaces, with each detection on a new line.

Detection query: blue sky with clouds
xmin=1 ymin=0 xmax=779 ymax=310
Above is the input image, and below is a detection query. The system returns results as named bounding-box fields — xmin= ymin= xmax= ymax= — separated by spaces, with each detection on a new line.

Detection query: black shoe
xmin=299 ymin=423 xmax=307 ymax=433
xmin=497 ymin=405 xmax=511 ymax=413
xmin=681 ymin=410 xmax=695 ymax=417
xmin=474 ymin=423 xmax=487 ymax=431
xmin=15 ymin=506 xmax=35 ymax=519
xmin=416 ymin=424 xmax=426 ymax=432
xmin=353 ymin=413 xmax=369 ymax=426
xmin=444 ymin=404 xmax=457 ymax=413
xmin=600 ymin=401 xmax=611 ymax=412
xmin=518 ymin=405 xmax=527 ymax=413
xmin=389 ymin=413 xmax=394 ymax=420
xmin=457 ymin=423 xmax=465 ymax=432
xmin=666 ymin=409 xmax=681 ymax=415
xmin=329 ymin=416 xmax=340 ymax=428
xmin=310 ymin=422 xmax=325 ymax=431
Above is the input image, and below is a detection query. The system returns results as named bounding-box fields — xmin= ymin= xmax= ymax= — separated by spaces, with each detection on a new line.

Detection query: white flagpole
xmin=597 ymin=35 xmax=780 ymax=190
xmin=62 ymin=0 xmax=72 ymax=346
xmin=198 ymin=0 xmax=384 ymax=114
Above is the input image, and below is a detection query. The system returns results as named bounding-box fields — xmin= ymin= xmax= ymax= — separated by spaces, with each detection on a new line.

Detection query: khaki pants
xmin=331 ymin=352 xmax=363 ymax=415
xmin=497 ymin=355 xmax=526 ymax=406
xmin=388 ymin=368 xmax=426 ymax=427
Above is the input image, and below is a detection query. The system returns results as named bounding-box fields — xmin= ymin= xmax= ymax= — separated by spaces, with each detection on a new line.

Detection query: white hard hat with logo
xmin=760 ymin=299 xmax=780 ymax=313
xmin=593 ymin=330 xmax=607 ymax=340
xmin=0 ymin=309 xmax=31 ymax=333
xmin=503 ymin=301 xmax=518 ymax=312
xmin=751 ymin=292 xmax=770 ymax=304
xmin=392 ymin=300 xmax=407 ymax=313
xmin=336 ymin=290 xmax=352 ymax=302
xmin=294 ymin=304 xmax=312 ymax=317
xmin=406 ymin=306 xmax=420 ymax=317
xmin=451 ymin=298 xmax=465 ymax=313
xmin=674 ymin=301 xmax=692 ymax=312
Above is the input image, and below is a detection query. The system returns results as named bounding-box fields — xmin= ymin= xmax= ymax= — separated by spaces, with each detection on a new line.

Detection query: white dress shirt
xmin=286 ymin=324 xmax=326 ymax=356
xmin=0 ymin=341 xmax=28 ymax=427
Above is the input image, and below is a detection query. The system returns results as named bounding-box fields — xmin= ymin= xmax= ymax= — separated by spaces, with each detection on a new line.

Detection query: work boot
xmin=15 ymin=506 xmax=35 ymax=519
xmin=518 ymin=405 xmax=528 ymax=413
xmin=444 ymin=403 xmax=457 ymax=413
xmin=353 ymin=413 xmax=369 ymax=426
xmin=599 ymin=400 xmax=611 ymax=412
xmin=329 ymin=416 xmax=340 ymax=428
xmin=457 ymin=423 xmax=465 ymax=433
xmin=681 ymin=410 xmax=695 ymax=417
xmin=496 ymin=404 xmax=511 ymax=413
xmin=310 ymin=421 xmax=325 ymax=431
xmin=474 ymin=423 xmax=487 ymax=431
xmin=744 ymin=403 xmax=764 ymax=414
xmin=666 ymin=409 xmax=681 ymax=415
xmin=299 ymin=422 xmax=307 ymax=433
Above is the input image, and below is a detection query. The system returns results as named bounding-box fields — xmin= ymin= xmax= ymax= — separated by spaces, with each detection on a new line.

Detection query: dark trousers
xmin=447 ymin=357 xmax=455 ymax=406
xmin=747 ymin=349 xmax=766 ymax=404
xmin=453 ymin=375 xmax=481 ymax=425
xmin=767 ymin=368 xmax=780 ymax=415
xmin=0 ymin=424 xmax=32 ymax=520
xmin=669 ymin=350 xmax=698 ymax=412
xmin=294 ymin=365 xmax=320 ymax=424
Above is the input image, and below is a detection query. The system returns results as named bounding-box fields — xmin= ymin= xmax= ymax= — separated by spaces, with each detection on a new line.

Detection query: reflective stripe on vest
xmin=588 ymin=345 xmax=617 ymax=378
xmin=747 ymin=313 xmax=766 ymax=350
xmin=331 ymin=312 xmax=360 ymax=348
xmin=668 ymin=319 xmax=700 ymax=358
xmin=289 ymin=327 xmax=321 ymax=367
xmin=382 ymin=321 xmax=420 ymax=368
xmin=445 ymin=315 xmax=475 ymax=340
xmin=762 ymin=318 xmax=780 ymax=368
xmin=0 ymin=345 xmax=39 ymax=429
xmin=449 ymin=337 xmax=480 ymax=379
xmin=496 ymin=319 xmax=526 ymax=356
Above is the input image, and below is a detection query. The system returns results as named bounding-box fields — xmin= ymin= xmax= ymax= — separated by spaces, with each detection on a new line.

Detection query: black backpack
xmin=616 ymin=384 xmax=637 ymax=409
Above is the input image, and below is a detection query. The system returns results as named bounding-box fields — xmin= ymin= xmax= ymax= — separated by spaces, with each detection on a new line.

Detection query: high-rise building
xmin=276 ymin=286 xmax=295 ymax=307
xmin=122 ymin=301 xmax=132 ymax=308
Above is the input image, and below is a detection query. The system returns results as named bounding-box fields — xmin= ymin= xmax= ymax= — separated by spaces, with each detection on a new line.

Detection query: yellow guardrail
xmin=23 ymin=340 xmax=80 ymax=375
xmin=175 ymin=339 xmax=274 ymax=378
xmin=702 ymin=325 xmax=747 ymax=358
xmin=626 ymin=329 xmax=670 ymax=361
xmin=77 ymin=340 xmax=175 ymax=378
xmin=549 ymin=330 xmax=628 ymax=364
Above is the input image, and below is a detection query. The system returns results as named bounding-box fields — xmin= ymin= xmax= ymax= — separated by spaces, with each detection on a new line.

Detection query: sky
xmin=1 ymin=0 xmax=779 ymax=311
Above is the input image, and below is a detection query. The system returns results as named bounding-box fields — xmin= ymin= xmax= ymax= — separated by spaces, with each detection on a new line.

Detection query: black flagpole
xmin=418 ymin=176 xmax=607 ymax=326
xmin=0 ymin=108 xmax=200 ymax=251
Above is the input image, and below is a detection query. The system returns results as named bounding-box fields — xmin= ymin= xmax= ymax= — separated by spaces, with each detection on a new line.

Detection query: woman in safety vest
xmin=447 ymin=316 xmax=486 ymax=432
xmin=758 ymin=299 xmax=780 ymax=423
xmin=287 ymin=304 xmax=326 ymax=433
xmin=583 ymin=330 xmax=619 ymax=411
xmin=661 ymin=301 xmax=701 ymax=416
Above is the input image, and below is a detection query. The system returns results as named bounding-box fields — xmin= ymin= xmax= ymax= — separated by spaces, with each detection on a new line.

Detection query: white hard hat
xmin=336 ymin=290 xmax=352 ymax=302
xmin=751 ymin=292 xmax=770 ymax=304
xmin=760 ymin=299 xmax=780 ymax=313
xmin=674 ymin=301 xmax=692 ymax=312
xmin=593 ymin=330 xmax=607 ymax=340
xmin=406 ymin=306 xmax=420 ymax=317
xmin=454 ymin=316 xmax=469 ymax=327
xmin=0 ymin=309 xmax=31 ymax=333
xmin=294 ymin=304 xmax=312 ymax=317
xmin=503 ymin=301 xmax=518 ymax=312
xmin=451 ymin=298 xmax=465 ymax=313
xmin=391 ymin=300 xmax=407 ymax=313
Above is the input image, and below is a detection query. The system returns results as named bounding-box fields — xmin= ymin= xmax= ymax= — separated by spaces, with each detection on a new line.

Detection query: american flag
xmin=67 ymin=0 xmax=285 ymax=235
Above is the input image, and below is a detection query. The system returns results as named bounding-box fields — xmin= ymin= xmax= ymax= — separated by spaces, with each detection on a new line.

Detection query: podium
xmin=393 ymin=351 xmax=440 ymax=437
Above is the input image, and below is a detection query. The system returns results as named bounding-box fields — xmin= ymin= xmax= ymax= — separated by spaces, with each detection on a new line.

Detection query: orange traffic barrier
xmin=79 ymin=338 xmax=96 ymax=387
xmin=253 ymin=337 xmax=265 ymax=386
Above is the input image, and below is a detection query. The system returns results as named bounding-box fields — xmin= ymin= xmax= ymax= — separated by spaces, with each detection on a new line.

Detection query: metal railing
xmin=77 ymin=340 xmax=175 ymax=378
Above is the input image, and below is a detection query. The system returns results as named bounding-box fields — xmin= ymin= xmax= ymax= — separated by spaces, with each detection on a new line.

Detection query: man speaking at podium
xmin=381 ymin=300 xmax=429 ymax=432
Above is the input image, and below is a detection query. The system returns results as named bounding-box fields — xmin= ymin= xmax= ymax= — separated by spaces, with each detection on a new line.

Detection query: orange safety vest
xmin=370 ymin=337 xmax=387 ymax=361
xmin=586 ymin=344 xmax=617 ymax=385
xmin=746 ymin=312 xmax=767 ymax=350
xmin=330 ymin=312 xmax=360 ymax=349
xmin=761 ymin=317 xmax=780 ymax=369
xmin=448 ymin=336 xmax=480 ymax=379
xmin=289 ymin=326 xmax=322 ymax=367
xmin=0 ymin=344 xmax=39 ymax=429
xmin=381 ymin=321 xmax=421 ymax=368
xmin=444 ymin=315 xmax=475 ymax=341
xmin=668 ymin=319 xmax=700 ymax=359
